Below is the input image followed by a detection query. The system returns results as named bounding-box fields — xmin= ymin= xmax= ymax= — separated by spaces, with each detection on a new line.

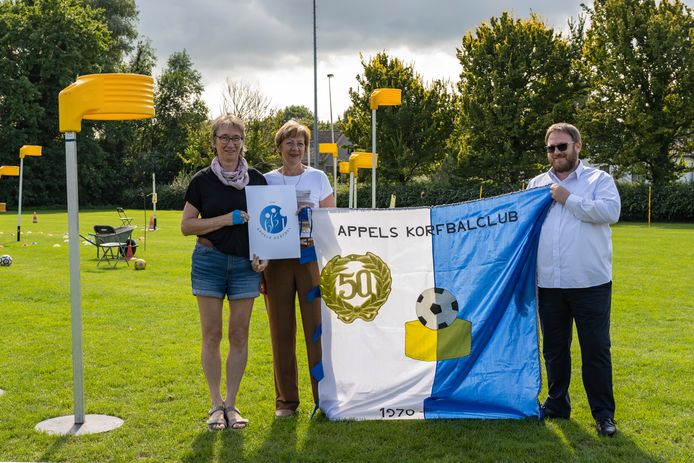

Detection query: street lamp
xmin=370 ymin=88 xmax=402 ymax=208
xmin=34 ymin=73 xmax=154 ymax=436
xmin=17 ymin=145 xmax=42 ymax=241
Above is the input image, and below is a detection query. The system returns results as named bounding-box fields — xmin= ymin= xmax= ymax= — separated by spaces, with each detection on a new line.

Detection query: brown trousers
xmin=264 ymin=258 xmax=322 ymax=412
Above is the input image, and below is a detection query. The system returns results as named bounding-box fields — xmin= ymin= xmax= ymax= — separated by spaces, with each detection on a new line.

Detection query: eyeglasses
xmin=216 ymin=135 xmax=244 ymax=145
xmin=283 ymin=140 xmax=306 ymax=150
xmin=545 ymin=142 xmax=575 ymax=153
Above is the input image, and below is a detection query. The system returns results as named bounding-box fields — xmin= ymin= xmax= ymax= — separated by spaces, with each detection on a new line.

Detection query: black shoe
xmin=596 ymin=417 xmax=617 ymax=436
xmin=541 ymin=404 xmax=570 ymax=419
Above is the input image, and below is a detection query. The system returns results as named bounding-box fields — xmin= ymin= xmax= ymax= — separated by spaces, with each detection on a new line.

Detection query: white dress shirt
xmin=528 ymin=161 xmax=621 ymax=288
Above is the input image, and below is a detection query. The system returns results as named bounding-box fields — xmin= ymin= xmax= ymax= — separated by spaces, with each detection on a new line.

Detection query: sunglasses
xmin=545 ymin=142 xmax=575 ymax=153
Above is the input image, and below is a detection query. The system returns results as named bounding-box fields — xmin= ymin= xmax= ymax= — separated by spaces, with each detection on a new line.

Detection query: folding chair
xmin=116 ymin=207 xmax=133 ymax=226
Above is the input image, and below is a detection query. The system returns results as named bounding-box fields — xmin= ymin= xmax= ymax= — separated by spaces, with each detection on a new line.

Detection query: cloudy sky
xmin=134 ymin=1 xmax=686 ymax=122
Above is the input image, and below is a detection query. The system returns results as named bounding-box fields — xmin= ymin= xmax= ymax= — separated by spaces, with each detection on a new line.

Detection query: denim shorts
xmin=191 ymin=242 xmax=261 ymax=300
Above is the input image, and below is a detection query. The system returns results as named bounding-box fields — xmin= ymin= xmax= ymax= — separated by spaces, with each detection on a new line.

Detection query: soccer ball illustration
xmin=133 ymin=258 xmax=146 ymax=270
xmin=0 ymin=255 xmax=12 ymax=267
xmin=415 ymin=287 xmax=459 ymax=330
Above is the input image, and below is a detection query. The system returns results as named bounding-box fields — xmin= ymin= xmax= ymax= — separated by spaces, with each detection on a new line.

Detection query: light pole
xmin=312 ymin=0 xmax=319 ymax=168
xmin=370 ymin=88 xmax=402 ymax=208
xmin=34 ymin=73 xmax=154 ymax=436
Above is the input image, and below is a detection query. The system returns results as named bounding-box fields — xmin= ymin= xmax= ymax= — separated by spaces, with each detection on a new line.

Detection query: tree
xmin=581 ymin=0 xmax=693 ymax=185
xmin=144 ymin=50 xmax=209 ymax=184
xmin=0 ymin=0 xmax=113 ymax=206
xmin=277 ymin=105 xmax=314 ymax=128
xmin=213 ymin=79 xmax=279 ymax=171
xmin=100 ymin=38 xmax=158 ymax=198
xmin=451 ymin=12 xmax=587 ymax=186
xmin=124 ymin=38 xmax=157 ymax=75
xmin=84 ymin=0 xmax=138 ymax=68
xmin=341 ymin=52 xmax=456 ymax=183
xmin=221 ymin=79 xmax=273 ymax=121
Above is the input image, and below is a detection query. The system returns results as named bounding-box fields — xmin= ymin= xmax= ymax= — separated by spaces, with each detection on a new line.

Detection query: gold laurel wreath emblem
xmin=320 ymin=252 xmax=392 ymax=323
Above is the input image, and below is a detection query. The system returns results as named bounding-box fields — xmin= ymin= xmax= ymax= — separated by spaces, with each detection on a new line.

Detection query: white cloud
xmin=136 ymin=1 xmax=604 ymax=120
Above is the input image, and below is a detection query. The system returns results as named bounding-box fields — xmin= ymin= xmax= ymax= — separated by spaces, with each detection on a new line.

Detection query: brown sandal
xmin=207 ymin=404 xmax=227 ymax=431
xmin=225 ymin=406 xmax=249 ymax=430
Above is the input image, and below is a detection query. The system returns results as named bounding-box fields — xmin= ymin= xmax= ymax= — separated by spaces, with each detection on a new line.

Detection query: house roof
xmin=316 ymin=129 xmax=342 ymax=144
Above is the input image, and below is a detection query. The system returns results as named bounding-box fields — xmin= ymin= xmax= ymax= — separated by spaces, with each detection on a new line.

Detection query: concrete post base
xmin=35 ymin=414 xmax=123 ymax=435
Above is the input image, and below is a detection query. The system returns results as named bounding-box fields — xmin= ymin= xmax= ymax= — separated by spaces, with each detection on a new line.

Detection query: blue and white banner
xmin=312 ymin=187 xmax=553 ymax=420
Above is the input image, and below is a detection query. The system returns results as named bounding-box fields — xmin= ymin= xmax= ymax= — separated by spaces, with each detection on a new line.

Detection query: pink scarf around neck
xmin=210 ymin=156 xmax=249 ymax=190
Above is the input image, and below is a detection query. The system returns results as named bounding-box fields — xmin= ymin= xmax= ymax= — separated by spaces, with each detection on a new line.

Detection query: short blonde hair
xmin=211 ymin=115 xmax=246 ymax=156
xmin=274 ymin=120 xmax=311 ymax=154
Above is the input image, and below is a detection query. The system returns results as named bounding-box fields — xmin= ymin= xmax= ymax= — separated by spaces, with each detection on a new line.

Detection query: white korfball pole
xmin=36 ymin=73 xmax=153 ymax=436
xmin=65 ymin=132 xmax=85 ymax=423
xmin=327 ymin=73 xmax=336 ymax=194
xmin=16 ymin=145 xmax=42 ymax=241
xmin=371 ymin=109 xmax=377 ymax=209
xmin=354 ymin=174 xmax=359 ymax=208
xmin=349 ymin=172 xmax=354 ymax=208
xmin=333 ymin=155 xmax=338 ymax=200
xmin=369 ymin=89 xmax=401 ymax=209
xmin=152 ymin=173 xmax=157 ymax=230
xmin=16 ymin=157 xmax=23 ymax=241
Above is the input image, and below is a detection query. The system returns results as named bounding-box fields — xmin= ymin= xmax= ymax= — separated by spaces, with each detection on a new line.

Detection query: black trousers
xmin=538 ymin=282 xmax=615 ymax=419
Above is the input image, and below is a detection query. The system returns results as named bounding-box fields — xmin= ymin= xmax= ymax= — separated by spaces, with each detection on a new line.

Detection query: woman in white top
xmin=263 ymin=120 xmax=335 ymax=417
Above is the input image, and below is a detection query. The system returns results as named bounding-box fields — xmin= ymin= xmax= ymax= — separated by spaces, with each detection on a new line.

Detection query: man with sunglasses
xmin=527 ymin=123 xmax=621 ymax=436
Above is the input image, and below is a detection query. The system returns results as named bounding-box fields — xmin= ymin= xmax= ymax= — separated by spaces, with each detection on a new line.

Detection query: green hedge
xmin=336 ymin=181 xmax=694 ymax=222
xmin=120 ymin=171 xmax=192 ymax=211
xmin=116 ymin=177 xmax=694 ymax=223
xmin=617 ymin=183 xmax=694 ymax=222
xmin=334 ymin=181 xmax=519 ymax=209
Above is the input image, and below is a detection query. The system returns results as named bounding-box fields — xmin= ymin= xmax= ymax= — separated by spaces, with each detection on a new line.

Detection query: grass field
xmin=0 ymin=210 xmax=692 ymax=462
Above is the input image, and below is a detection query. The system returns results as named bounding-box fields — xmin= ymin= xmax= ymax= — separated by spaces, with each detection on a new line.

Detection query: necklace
xmin=281 ymin=165 xmax=305 ymax=187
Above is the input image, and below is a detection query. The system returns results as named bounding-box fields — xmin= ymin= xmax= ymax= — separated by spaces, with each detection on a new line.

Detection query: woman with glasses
xmin=181 ymin=114 xmax=268 ymax=430
xmin=263 ymin=120 xmax=336 ymax=417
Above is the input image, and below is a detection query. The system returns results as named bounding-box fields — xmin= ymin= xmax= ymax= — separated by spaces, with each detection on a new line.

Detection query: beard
xmin=550 ymin=149 xmax=579 ymax=173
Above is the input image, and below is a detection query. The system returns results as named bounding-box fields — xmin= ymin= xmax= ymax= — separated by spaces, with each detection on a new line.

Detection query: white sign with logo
xmin=245 ymin=185 xmax=300 ymax=260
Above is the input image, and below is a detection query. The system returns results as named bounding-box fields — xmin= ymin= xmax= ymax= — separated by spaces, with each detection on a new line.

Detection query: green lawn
xmin=0 ymin=210 xmax=692 ymax=462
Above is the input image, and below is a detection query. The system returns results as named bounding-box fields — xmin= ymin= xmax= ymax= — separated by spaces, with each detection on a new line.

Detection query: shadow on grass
xmin=179 ymin=429 xmax=232 ymax=462
xmin=39 ymin=435 xmax=71 ymax=462
xmin=248 ymin=414 xmax=299 ymax=462
xmin=246 ymin=413 xmax=662 ymax=463
xmin=178 ymin=416 xmax=298 ymax=462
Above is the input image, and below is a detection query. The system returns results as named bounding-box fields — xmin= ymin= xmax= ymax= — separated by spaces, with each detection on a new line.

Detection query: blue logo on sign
xmin=260 ymin=205 xmax=287 ymax=234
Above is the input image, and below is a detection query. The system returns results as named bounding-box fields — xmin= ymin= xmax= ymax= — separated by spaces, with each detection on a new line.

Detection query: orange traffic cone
xmin=148 ymin=215 xmax=154 ymax=230
xmin=125 ymin=242 xmax=134 ymax=260
xmin=32 ymin=211 xmax=37 ymax=223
